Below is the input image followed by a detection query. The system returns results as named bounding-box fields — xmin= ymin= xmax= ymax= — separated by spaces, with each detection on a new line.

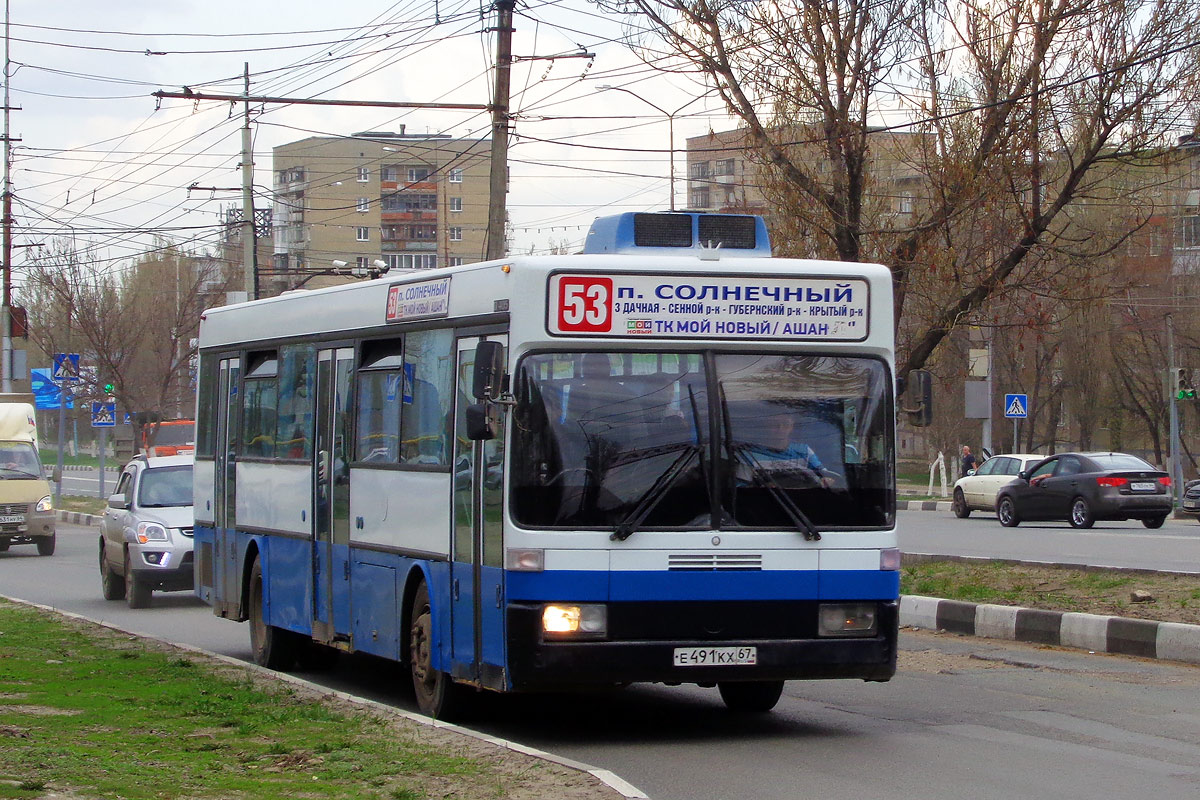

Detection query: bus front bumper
xmin=505 ymin=600 xmax=898 ymax=691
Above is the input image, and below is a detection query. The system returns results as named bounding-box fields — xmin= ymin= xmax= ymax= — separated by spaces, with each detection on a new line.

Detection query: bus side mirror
xmin=472 ymin=340 xmax=505 ymax=400
xmin=466 ymin=403 xmax=498 ymax=441
xmin=902 ymin=369 xmax=933 ymax=427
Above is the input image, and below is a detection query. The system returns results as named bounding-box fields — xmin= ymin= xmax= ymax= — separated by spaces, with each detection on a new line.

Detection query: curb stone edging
xmin=900 ymin=594 xmax=1200 ymax=666
xmin=56 ymin=510 xmax=101 ymax=526
xmin=0 ymin=593 xmax=651 ymax=800
xmin=898 ymin=500 xmax=953 ymax=511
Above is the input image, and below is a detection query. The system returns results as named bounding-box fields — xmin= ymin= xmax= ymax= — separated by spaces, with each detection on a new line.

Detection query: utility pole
xmin=486 ymin=0 xmax=515 ymax=261
xmin=1168 ymin=313 xmax=1182 ymax=506
xmin=240 ymin=64 xmax=257 ymax=299
xmin=1 ymin=0 xmax=14 ymax=393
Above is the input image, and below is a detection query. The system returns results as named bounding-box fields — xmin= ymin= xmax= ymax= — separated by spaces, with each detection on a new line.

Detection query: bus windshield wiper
xmin=610 ymin=444 xmax=700 ymax=541
xmin=731 ymin=445 xmax=821 ymax=541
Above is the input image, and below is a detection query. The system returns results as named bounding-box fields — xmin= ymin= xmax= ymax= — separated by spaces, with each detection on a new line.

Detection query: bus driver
xmin=744 ymin=412 xmax=836 ymax=489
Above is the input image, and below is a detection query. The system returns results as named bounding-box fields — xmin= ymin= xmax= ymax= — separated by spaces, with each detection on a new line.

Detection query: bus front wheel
xmin=248 ymin=558 xmax=300 ymax=670
xmin=718 ymin=680 xmax=785 ymax=712
xmin=409 ymin=580 xmax=465 ymax=719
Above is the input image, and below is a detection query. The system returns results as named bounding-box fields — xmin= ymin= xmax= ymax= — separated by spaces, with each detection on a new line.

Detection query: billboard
xmin=31 ymin=368 xmax=74 ymax=410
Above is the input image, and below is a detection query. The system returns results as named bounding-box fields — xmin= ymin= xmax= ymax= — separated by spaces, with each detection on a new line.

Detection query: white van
xmin=0 ymin=398 xmax=59 ymax=556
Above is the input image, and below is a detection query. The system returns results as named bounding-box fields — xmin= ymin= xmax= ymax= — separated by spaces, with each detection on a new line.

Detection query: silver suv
xmin=98 ymin=454 xmax=194 ymax=608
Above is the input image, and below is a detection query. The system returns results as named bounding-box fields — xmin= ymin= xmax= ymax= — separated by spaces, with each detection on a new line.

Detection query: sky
xmin=5 ymin=0 xmax=738 ymax=283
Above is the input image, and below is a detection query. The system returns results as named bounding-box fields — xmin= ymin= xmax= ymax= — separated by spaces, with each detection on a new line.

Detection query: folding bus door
xmin=313 ymin=347 xmax=355 ymax=643
xmin=450 ymin=335 xmax=507 ymax=689
xmin=213 ymin=357 xmax=240 ymax=619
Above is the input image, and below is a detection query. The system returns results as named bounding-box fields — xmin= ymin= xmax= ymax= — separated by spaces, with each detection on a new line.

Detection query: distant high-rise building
xmin=271 ymin=128 xmax=492 ymax=291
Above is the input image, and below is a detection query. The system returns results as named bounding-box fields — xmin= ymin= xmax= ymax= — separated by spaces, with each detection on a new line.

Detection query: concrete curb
xmin=898 ymin=499 xmax=953 ymax=511
xmin=56 ymin=510 xmax=101 ymax=526
xmin=900 ymin=594 xmax=1200 ymax=666
xmin=0 ymin=593 xmax=650 ymax=800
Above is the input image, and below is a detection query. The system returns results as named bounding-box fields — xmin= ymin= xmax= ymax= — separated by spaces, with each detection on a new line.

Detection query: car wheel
xmin=36 ymin=534 xmax=56 ymax=556
xmin=1142 ymin=515 xmax=1167 ymax=529
xmin=718 ymin=681 xmax=785 ymax=712
xmin=124 ymin=558 xmax=152 ymax=610
xmin=99 ymin=540 xmax=126 ymax=601
xmin=410 ymin=580 xmax=466 ymax=720
xmin=0 ymin=540 xmax=9 ymax=552
xmin=248 ymin=557 xmax=300 ymax=670
xmin=1069 ymin=497 xmax=1095 ymax=529
xmin=997 ymin=496 xmax=1020 ymax=527
xmin=953 ymin=489 xmax=971 ymax=518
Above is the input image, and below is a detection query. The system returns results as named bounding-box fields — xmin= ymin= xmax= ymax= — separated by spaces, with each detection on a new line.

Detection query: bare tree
xmin=602 ymin=0 xmax=1200 ymax=376
xmin=20 ymin=238 xmax=229 ymax=448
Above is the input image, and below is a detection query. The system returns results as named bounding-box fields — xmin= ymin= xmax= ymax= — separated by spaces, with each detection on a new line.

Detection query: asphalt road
xmin=53 ymin=468 xmax=123 ymax=500
xmin=5 ymin=523 xmax=1200 ymax=800
xmin=897 ymin=508 xmax=1200 ymax=572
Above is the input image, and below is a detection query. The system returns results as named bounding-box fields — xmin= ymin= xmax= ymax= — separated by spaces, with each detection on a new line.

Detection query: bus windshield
xmin=510 ymin=351 xmax=894 ymax=530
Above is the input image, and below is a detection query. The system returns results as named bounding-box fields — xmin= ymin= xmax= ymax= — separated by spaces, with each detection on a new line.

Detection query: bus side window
xmin=400 ymin=329 xmax=454 ymax=466
xmin=277 ymin=345 xmax=315 ymax=459
xmin=241 ymin=351 xmax=278 ymax=458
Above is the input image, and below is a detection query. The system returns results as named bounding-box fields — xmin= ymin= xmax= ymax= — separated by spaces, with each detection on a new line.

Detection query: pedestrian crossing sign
xmin=1004 ymin=393 xmax=1028 ymax=418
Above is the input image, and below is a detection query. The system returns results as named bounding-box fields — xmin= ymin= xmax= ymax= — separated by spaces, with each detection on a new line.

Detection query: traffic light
xmin=1175 ymin=368 xmax=1196 ymax=400
xmin=103 ymin=383 xmax=114 ymax=395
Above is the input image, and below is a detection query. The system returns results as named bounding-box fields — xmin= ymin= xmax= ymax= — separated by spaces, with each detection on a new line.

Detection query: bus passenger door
xmin=451 ymin=335 xmax=507 ymax=689
xmin=213 ymin=358 xmax=240 ymax=619
xmin=313 ymin=347 xmax=355 ymax=643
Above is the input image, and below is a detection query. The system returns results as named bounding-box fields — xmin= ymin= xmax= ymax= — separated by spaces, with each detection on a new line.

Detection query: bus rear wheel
xmin=718 ymin=680 xmax=785 ymax=712
xmin=248 ymin=557 xmax=300 ymax=670
xmin=409 ymin=580 xmax=465 ymax=719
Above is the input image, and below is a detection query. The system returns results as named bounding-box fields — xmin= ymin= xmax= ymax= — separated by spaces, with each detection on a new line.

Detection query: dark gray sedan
xmin=995 ymin=452 xmax=1172 ymax=529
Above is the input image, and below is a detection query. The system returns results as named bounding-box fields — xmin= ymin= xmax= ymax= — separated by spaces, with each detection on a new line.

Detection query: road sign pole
xmin=1013 ymin=419 xmax=1018 ymax=452
xmin=55 ymin=381 xmax=65 ymax=507
xmin=98 ymin=427 xmax=106 ymax=499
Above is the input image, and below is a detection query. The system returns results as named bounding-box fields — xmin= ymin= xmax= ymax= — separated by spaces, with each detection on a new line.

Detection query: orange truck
xmin=140 ymin=418 xmax=196 ymax=457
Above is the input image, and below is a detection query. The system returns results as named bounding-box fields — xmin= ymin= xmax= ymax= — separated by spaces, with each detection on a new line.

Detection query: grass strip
xmin=901 ymin=559 xmax=1200 ymax=625
xmin=0 ymin=599 xmax=544 ymax=800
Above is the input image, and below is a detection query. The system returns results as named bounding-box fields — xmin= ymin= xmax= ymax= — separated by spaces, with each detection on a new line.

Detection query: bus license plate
xmin=1130 ymin=482 xmax=1156 ymax=492
xmin=0 ymin=514 xmax=24 ymax=524
xmin=673 ymin=646 xmax=757 ymax=667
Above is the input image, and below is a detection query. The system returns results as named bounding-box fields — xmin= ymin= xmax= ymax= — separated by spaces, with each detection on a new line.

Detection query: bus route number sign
xmin=555 ymin=276 xmax=613 ymax=333
xmin=549 ymin=272 xmax=869 ymax=341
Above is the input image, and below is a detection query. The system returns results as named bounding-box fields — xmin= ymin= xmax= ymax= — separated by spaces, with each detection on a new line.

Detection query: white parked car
xmin=952 ymin=453 xmax=1044 ymax=518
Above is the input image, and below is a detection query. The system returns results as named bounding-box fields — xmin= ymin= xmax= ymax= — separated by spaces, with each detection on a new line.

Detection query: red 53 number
xmin=557 ymin=277 xmax=613 ymax=332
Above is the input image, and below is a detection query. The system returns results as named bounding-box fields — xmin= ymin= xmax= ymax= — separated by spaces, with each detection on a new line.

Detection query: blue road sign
xmin=91 ymin=401 xmax=116 ymax=428
xmin=1004 ymin=393 xmax=1029 ymax=419
xmin=52 ymin=353 xmax=81 ymax=384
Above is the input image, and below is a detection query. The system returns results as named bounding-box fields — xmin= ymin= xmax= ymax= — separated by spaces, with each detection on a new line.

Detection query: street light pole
xmin=598 ymin=86 xmax=704 ymax=212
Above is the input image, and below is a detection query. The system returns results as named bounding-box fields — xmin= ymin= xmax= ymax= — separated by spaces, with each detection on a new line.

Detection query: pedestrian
xmin=961 ymin=445 xmax=977 ymax=476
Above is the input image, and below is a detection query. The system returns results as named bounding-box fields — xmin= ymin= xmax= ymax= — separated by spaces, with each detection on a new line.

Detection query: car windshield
xmin=0 ymin=442 xmax=42 ymax=477
xmin=149 ymin=423 xmax=194 ymax=447
xmin=1089 ymin=453 xmax=1157 ymax=471
xmin=137 ymin=465 xmax=194 ymax=507
xmin=510 ymin=351 xmax=894 ymax=530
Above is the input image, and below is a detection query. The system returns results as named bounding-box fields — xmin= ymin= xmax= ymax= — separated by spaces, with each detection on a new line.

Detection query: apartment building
xmin=272 ymin=129 xmax=492 ymax=290
xmin=684 ymin=125 xmax=927 ymax=223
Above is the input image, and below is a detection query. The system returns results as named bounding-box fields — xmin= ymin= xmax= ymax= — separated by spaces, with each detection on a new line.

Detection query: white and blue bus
xmin=193 ymin=211 xmax=913 ymax=716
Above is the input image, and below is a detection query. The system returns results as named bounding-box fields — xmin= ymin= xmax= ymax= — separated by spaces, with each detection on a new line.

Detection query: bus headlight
xmin=136 ymin=522 xmax=169 ymax=544
xmin=36 ymin=495 xmax=53 ymax=513
xmin=818 ymin=603 xmax=878 ymax=637
xmin=542 ymin=604 xmax=607 ymax=639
